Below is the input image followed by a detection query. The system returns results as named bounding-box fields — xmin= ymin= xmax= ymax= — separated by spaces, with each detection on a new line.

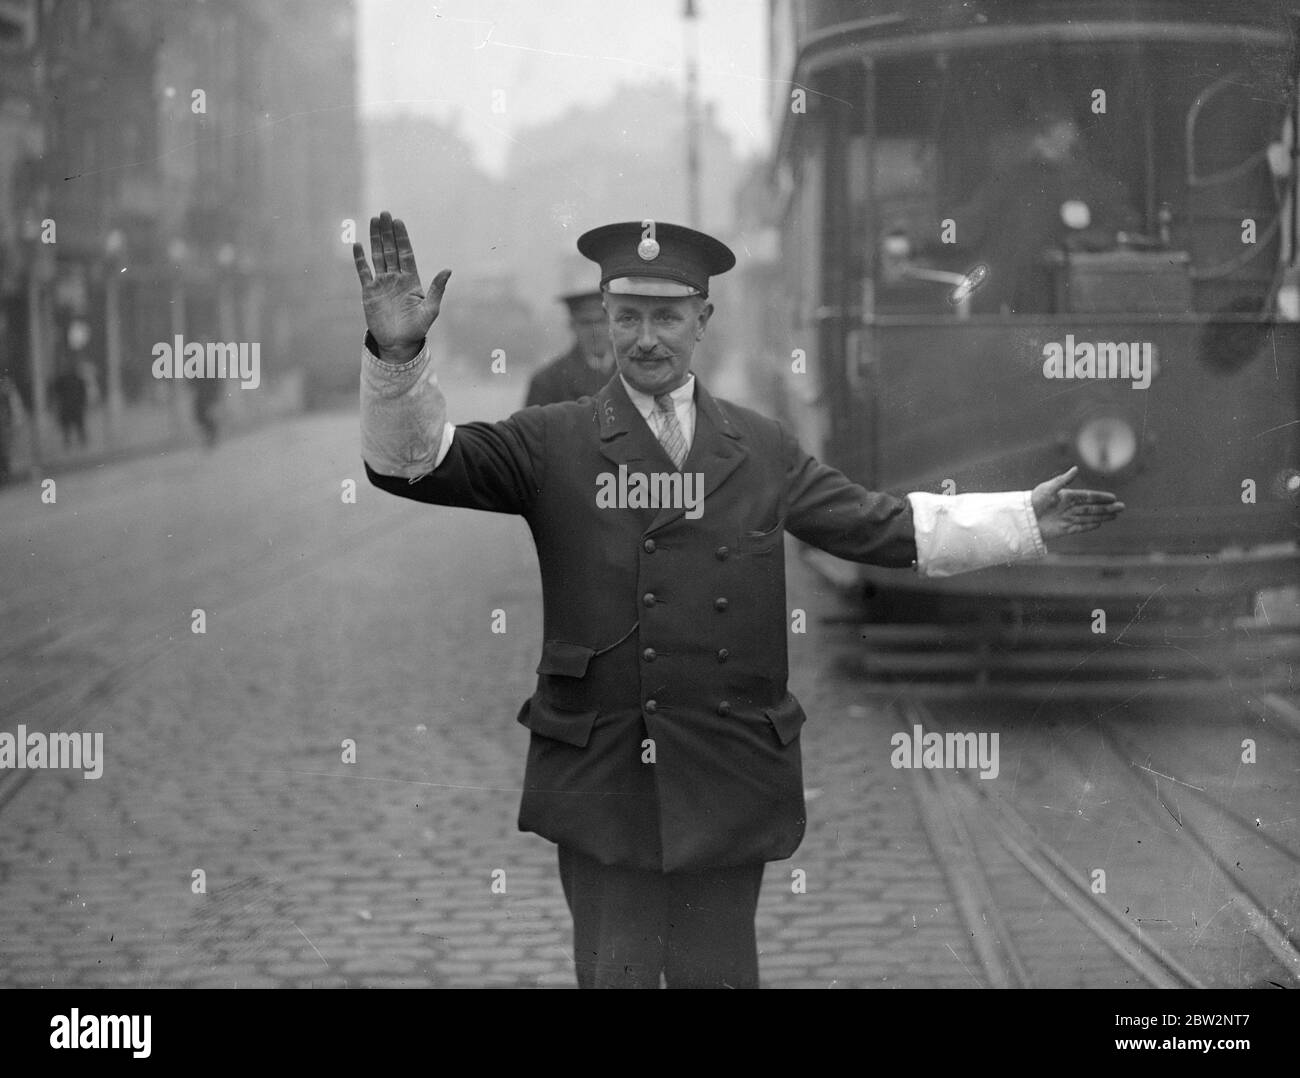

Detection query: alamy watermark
xmin=152 ymin=335 xmax=261 ymax=389
xmin=0 ymin=725 xmax=103 ymax=779
xmin=1042 ymin=336 xmax=1153 ymax=389
xmin=890 ymin=721 xmax=999 ymax=779
xmin=50 ymin=1010 xmax=150 ymax=1058
xmin=595 ymin=465 xmax=704 ymax=519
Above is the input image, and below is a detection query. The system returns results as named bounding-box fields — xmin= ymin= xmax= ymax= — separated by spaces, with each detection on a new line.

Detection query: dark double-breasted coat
xmin=365 ymin=374 xmax=919 ymax=873
xmin=524 ymin=343 xmax=614 ymax=407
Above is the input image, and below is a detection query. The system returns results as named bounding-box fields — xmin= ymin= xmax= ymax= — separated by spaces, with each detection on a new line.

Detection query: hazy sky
xmin=358 ymin=0 xmax=771 ymax=174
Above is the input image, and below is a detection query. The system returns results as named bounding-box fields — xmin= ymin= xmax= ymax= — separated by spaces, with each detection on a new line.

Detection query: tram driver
xmin=943 ymin=101 xmax=1143 ymax=314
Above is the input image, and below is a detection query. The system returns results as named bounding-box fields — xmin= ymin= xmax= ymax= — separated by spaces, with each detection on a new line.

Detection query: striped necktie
xmin=654 ymin=393 xmax=688 ymax=470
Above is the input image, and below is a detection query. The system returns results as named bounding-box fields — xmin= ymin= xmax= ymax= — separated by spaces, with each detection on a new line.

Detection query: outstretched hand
xmin=1031 ymin=466 xmax=1125 ymax=541
xmin=353 ymin=211 xmax=451 ymax=365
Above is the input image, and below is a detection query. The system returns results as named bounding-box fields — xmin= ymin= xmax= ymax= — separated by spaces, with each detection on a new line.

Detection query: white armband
xmin=359 ymin=339 xmax=456 ymax=478
xmin=906 ymin=490 xmax=1046 ymax=578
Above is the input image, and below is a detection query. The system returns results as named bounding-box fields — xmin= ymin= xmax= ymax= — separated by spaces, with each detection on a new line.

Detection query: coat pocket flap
xmin=535 ymin=640 xmax=596 ymax=678
xmin=764 ymin=693 xmax=807 ymax=747
xmin=738 ymin=518 xmax=784 ymax=555
xmin=516 ymin=694 xmax=599 ymax=748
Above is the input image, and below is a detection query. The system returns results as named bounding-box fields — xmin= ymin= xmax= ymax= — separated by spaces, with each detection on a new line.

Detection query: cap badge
xmin=636 ymin=237 xmax=660 ymax=261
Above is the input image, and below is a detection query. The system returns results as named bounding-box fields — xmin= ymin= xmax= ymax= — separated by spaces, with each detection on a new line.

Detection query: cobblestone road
xmin=0 ymin=378 xmax=977 ymax=988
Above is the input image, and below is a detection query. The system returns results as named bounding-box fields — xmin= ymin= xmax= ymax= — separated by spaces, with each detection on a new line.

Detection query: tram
xmin=764 ymin=0 xmax=1300 ymax=624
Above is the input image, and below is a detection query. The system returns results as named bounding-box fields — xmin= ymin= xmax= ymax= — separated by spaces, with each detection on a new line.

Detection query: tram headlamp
xmin=882 ymin=231 xmax=913 ymax=266
xmin=1060 ymin=200 xmax=1091 ymax=230
xmin=1075 ymin=416 xmax=1137 ymax=475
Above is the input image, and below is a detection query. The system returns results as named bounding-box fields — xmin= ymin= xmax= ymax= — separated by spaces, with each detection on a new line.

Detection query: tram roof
xmin=785 ymin=0 xmax=1300 ymax=47
xmin=771 ymin=0 xmax=1298 ymax=164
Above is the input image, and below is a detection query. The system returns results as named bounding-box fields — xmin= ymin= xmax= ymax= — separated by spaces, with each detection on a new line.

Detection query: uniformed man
xmin=354 ymin=211 xmax=1125 ymax=989
xmin=524 ymin=290 xmax=613 ymax=406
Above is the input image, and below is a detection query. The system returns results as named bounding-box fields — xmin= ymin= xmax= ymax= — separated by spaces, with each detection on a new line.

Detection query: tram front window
xmin=866 ymin=42 xmax=1291 ymax=319
xmin=941 ymin=100 xmax=1142 ymax=315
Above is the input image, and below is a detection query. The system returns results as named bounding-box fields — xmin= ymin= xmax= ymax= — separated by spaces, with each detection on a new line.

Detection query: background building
xmin=0 ymin=0 xmax=361 ymax=468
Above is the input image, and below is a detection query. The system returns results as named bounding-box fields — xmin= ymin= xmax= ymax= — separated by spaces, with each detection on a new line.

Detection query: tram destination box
xmin=1047 ymin=249 xmax=1192 ymax=314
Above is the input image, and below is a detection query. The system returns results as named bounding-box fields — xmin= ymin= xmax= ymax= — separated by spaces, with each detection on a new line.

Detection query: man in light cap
xmin=524 ymin=290 xmax=614 ymax=407
xmin=355 ymin=211 xmax=1124 ymax=988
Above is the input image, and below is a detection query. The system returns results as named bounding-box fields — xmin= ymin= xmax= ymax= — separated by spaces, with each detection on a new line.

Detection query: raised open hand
xmin=352 ymin=211 xmax=451 ymax=365
xmin=1031 ymin=465 xmax=1126 ymax=541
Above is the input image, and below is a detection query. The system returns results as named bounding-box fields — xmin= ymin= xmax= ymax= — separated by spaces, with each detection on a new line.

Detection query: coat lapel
xmin=646 ymin=379 xmax=747 ymax=533
xmin=592 ymin=375 xmax=748 ymax=532
xmin=592 ymin=378 xmax=664 ymax=530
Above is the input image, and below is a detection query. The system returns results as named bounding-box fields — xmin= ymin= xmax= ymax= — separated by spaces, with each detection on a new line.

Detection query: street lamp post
xmin=166 ymin=238 xmax=188 ymax=436
xmin=103 ymin=229 xmax=126 ymax=446
xmin=683 ymin=0 xmax=701 ymax=228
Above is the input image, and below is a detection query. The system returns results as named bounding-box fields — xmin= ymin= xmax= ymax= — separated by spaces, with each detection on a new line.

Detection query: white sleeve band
xmin=359 ymin=340 xmax=455 ymax=479
xmin=906 ymin=490 xmax=1047 ymax=578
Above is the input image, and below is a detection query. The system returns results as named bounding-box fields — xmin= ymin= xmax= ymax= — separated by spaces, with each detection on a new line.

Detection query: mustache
xmin=625 ymin=347 xmax=675 ymax=360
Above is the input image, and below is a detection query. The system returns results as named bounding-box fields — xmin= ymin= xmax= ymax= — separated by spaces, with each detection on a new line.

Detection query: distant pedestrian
xmin=76 ymin=356 xmax=100 ymax=410
xmin=48 ymin=365 xmax=88 ymax=451
xmin=193 ymin=377 xmax=220 ymax=447
xmin=524 ymin=290 xmax=614 ymax=407
xmin=0 ymin=372 xmax=14 ymax=484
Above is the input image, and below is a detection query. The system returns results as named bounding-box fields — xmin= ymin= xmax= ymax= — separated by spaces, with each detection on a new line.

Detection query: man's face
xmin=569 ymin=297 xmax=609 ymax=361
xmin=605 ymin=293 xmax=713 ymax=396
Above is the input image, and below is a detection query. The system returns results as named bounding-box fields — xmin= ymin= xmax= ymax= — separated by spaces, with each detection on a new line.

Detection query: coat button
xmin=717 ymin=701 xmax=732 ymax=716
xmin=643 ymin=592 xmax=656 ymax=607
xmin=717 ymin=648 xmax=729 ymax=662
xmin=643 ymin=539 xmax=656 ymax=553
xmin=714 ymin=597 xmax=728 ymax=612
xmin=715 ymin=546 xmax=729 ymax=560
xmin=644 ymin=699 xmax=658 ymax=713
xmin=642 ymin=648 xmax=656 ymax=662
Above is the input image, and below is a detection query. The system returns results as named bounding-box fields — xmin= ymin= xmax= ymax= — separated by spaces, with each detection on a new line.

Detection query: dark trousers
xmin=556 ymin=846 xmax=765 ymax=989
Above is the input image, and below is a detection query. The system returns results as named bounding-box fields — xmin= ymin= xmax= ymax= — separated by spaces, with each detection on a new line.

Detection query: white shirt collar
xmin=619 ymin=372 xmax=695 ymax=419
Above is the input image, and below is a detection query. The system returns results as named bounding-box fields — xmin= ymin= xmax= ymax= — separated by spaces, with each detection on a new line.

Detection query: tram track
xmin=1091 ymin=705 xmax=1300 ymax=982
xmin=903 ymin=698 xmax=1204 ymax=987
xmin=899 ymin=691 xmax=1300 ymax=988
